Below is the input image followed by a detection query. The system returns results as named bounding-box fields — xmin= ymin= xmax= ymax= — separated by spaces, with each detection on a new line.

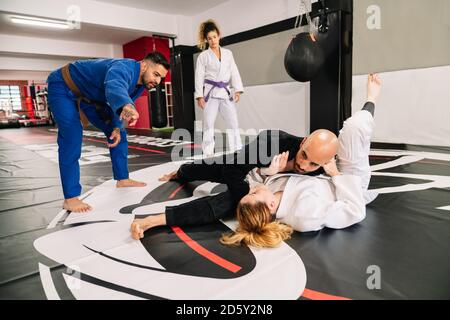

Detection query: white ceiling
xmin=0 ymin=1 xmax=231 ymax=46
xmin=93 ymin=0 xmax=228 ymax=16
xmin=0 ymin=51 xmax=85 ymax=61
xmin=0 ymin=12 xmax=155 ymax=44
xmin=0 ymin=0 xmax=231 ymax=70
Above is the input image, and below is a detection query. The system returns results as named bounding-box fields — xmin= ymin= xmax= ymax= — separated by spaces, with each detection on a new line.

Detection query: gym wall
xmin=352 ymin=0 xmax=450 ymax=146
xmin=0 ymin=70 xmax=50 ymax=82
xmin=353 ymin=0 xmax=450 ymax=74
xmin=194 ymin=0 xmax=449 ymax=146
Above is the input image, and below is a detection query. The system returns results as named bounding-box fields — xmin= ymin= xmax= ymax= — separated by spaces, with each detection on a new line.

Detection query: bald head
xmin=294 ymin=129 xmax=338 ymax=173
xmin=306 ymin=129 xmax=338 ymax=161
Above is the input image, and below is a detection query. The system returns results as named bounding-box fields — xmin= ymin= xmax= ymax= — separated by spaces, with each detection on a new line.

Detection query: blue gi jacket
xmin=68 ymin=58 xmax=145 ymax=127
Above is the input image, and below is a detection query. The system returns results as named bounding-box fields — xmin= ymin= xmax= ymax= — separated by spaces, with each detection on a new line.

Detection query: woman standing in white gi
xmin=195 ymin=20 xmax=244 ymax=156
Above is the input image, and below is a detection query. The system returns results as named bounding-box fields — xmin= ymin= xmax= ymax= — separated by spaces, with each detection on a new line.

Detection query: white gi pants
xmin=202 ymin=97 xmax=242 ymax=156
xmin=337 ymin=110 xmax=378 ymax=203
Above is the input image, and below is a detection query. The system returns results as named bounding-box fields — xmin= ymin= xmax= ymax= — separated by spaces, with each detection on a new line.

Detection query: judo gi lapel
xmin=208 ymin=47 xmax=221 ymax=79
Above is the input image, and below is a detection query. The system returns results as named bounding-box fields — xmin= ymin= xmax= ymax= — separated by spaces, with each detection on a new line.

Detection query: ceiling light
xmin=10 ymin=16 xmax=69 ymax=29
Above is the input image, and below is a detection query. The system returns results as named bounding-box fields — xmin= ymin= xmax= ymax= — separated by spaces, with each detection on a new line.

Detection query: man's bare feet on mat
xmin=63 ymin=197 xmax=92 ymax=213
xmin=116 ymin=179 xmax=147 ymax=188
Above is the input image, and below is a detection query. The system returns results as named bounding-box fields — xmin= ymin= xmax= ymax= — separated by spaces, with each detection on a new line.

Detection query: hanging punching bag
xmin=284 ymin=32 xmax=324 ymax=82
xmin=149 ymin=86 xmax=167 ymax=128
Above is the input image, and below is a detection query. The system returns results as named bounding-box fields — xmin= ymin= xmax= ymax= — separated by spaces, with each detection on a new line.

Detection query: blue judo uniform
xmin=47 ymin=58 xmax=145 ymax=199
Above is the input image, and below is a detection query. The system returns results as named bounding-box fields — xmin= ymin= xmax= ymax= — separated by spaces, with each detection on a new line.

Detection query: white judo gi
xmin=195 ymin=47 xmax=244 ymax=155
xmin=247 ymin=110 xmax=376 ymax=232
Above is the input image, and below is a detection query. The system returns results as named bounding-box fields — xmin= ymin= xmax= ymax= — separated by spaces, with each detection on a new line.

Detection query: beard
xmin=294 ymin=163 xmax=305 ymax=173
xmin=142 ymin=75 xmax=157 ymax=90
xmin=143 ymin=80 xmax=155 ymax=90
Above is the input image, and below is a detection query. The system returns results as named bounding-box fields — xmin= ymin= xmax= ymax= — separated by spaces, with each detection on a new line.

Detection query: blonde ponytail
xmin=220 ymin=202 xmax=294 ymax=248
xmin=197 ymin=19 xmax=220 ymax=50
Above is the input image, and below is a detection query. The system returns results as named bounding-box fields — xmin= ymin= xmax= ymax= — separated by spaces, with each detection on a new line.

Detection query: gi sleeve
xmin=322 ymin=175 xmax=366 ymax=229
xmin=194 ymin=54 xmax=206 ymax=99
xmin=230 ymin=51 xmax=244 ymax=93
xmin=104 ymin=61 xmax=135 ymax=115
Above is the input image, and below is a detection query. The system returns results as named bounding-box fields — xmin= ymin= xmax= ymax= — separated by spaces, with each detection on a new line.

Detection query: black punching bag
xmin=149 ymin=86 xmax=167 ymax=128
xmin=284 ymin=32 xmax=325 ymax=82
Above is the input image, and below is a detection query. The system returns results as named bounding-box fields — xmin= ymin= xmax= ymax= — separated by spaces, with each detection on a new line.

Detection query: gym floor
xmin=0 ymin=126 xmax=449 ymax=300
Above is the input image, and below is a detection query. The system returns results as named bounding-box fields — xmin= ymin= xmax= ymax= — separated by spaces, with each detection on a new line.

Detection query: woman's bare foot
xmin=367 ymin=73 xmax=381 ymax=104
xmin=116 ymin=179 xmax=147 ymax=188
xmin=158 ymin=171 xmax=178 ymax=181
xmin=63 ymin=197 xmax=92 ymax=213
xmin=130 ymin=214 xmax=166 ymax=240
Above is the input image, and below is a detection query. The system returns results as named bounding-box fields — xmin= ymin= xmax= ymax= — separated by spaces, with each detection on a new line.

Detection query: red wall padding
xmin=123 ymin=37 xmax=170 ymax=129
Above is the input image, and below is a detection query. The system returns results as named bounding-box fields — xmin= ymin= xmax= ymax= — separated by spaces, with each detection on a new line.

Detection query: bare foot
xmin=158 ymin=171 xmax=178 ymax=181
xmin=63 ymin=197 xmax=92 ymax=213
xmin=367 ymin=73 xmax=381 ymax=104
xmin=116 ymin=179 xmax=147 ymax=188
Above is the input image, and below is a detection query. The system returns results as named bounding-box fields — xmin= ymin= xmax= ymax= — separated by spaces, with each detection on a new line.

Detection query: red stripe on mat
xmin=302 ymin=288 xmax=351 ymax=300
xmin=127 ymin=145 xmax=166 ymax=154
xmin=168 ymin=184 xmax=186 ymax=199
xmin=83 ymin=137 xmax=166 ymax=154
xmin=163 ymin=152 xmax=350 ymax=299
xmin=171 ymin=226 xmax=242 ymax=273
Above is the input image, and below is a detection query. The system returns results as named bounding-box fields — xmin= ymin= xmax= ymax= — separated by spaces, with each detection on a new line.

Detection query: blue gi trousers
xmin=47 ymin=70 xmax=129 ymax=199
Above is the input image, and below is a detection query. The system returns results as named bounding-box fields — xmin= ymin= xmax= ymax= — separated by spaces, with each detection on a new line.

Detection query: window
xmin=0 ymin=85 xmax=22 ymax=111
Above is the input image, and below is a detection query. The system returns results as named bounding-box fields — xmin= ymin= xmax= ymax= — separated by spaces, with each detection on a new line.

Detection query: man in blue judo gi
xmin=47 ymin=51 xmax=170 ymax=213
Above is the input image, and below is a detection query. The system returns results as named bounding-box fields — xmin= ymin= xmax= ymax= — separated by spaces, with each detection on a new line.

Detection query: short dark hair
xmin=144 ymin=51 xmax=170 ymax=70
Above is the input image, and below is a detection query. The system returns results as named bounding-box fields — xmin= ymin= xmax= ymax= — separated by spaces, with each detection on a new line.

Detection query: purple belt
xmin=204 ymin=79 xmax=233 ymax=102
